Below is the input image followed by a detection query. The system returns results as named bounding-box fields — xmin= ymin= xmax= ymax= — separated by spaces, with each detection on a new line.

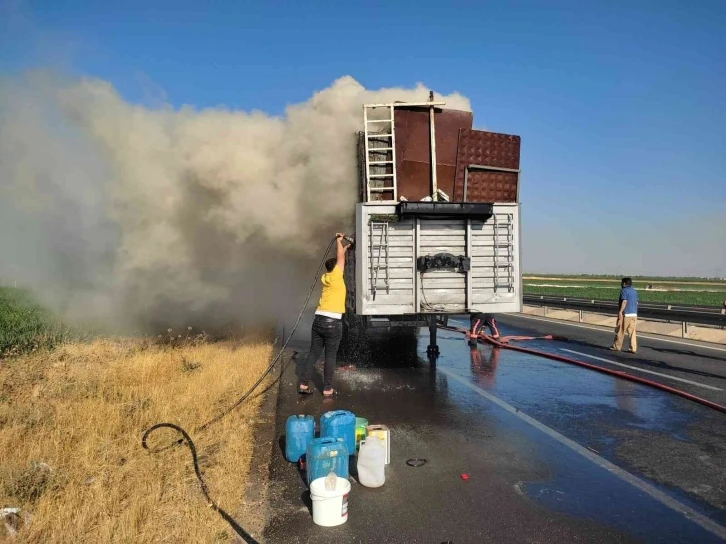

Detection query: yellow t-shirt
xmin=317 ymin=265 xmax=346 ymax=315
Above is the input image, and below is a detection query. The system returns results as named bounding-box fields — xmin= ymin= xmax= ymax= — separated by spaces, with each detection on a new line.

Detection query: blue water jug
xmin=320 ymin=410 xmax=356 ymax=455
xmin=285 ymin=415 xmax=314 ymax=463
xmin=306 ymin=437 xmax=349 ymax=486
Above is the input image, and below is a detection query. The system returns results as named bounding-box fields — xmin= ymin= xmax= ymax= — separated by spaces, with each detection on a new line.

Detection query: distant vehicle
xmin=344 ymin=94 xmax=523 ymax=356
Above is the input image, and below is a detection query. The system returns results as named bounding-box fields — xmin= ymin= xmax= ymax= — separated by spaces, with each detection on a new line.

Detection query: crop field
xmin=523 ymin=276 xmax=726 ymax=307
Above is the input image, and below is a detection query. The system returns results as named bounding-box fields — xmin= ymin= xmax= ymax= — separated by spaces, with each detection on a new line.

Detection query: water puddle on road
xmin=417 ymin=319 xmax=726 ymax=532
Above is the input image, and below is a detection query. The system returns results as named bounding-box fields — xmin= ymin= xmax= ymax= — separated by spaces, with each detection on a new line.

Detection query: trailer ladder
xmin=363 ymin=100 xmax=446 ymax=202
xmin=369 ymin=221 xmax=390 ymax=299
xmin=492 ymin=213 xmax=515 ymax=293
xmin=363 ymin=104 xmax=396 ymax=202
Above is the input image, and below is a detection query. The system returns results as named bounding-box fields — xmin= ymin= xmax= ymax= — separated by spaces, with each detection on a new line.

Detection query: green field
xmin=523 ymin=276 xmax=726 ymax=307
xmin=525 ymin=273 xmax=726 ymax=284
xmin=0 ymin=287 xmax=79 ymax=357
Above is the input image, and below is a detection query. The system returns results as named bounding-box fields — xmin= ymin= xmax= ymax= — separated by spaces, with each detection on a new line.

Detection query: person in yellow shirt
xmin=296 ymin=233 xmax=351 ymax=396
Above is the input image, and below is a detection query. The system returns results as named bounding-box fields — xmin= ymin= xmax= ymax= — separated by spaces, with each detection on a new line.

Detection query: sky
xmin=1 ymin=0 xmax=725 ymax=277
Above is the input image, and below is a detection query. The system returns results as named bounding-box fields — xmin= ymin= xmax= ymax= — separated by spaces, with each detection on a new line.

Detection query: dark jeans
xmin=470 ymin=312 xmax=499 ymax=336
xmin=296 ymin=315 xmax=343 ymax=390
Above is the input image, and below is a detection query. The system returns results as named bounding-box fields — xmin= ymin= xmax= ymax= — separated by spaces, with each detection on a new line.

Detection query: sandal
xmin=322 ymin=388 xmax=338 ymax=397
xmin=298 ymin=384 xmax=313 ymax=395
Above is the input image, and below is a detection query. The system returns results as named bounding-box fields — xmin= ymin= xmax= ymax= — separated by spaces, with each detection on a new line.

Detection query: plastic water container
xmin=366 ymin=424 xmax=390 ymax=464
xmin=310 ymin=474 xmax=351 ymax=526
xmin=306 ymin=437 xmax=349 ymax=486
xmin=285 ymin=415 xmax=315 ymax=463
xmin=321 ymin=410 xmax=356 ymax=455
xmin=354 ymin=417 xmax=368 ymax=451
xmin=357 ymin=436 xmax=386 ymax=488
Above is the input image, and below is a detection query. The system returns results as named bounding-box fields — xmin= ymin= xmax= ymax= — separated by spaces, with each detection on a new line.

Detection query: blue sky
xmin=2 ymin=0 xmax=725 ymax=276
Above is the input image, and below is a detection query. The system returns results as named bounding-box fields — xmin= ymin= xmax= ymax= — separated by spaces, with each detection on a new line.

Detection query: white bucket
xmin=310 ymin=476 xmax=351 ymax=527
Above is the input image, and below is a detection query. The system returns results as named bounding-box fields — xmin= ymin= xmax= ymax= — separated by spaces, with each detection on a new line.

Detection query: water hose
xmin=439 ymin=324 xmax=726 ymax=414
xmin=141 ymin=237 xmax=340 ymax=542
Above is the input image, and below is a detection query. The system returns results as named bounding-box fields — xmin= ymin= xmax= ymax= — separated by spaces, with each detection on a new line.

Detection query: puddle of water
xmin=429 ymin=323 xmax=695 ymax=438
xmin=336 ymin=368 xmax=418 ymax=393
xmin=419 ymin=319 xmax=726 ymax=529
xmin=437 ymin=367 xmax=726 ymax=543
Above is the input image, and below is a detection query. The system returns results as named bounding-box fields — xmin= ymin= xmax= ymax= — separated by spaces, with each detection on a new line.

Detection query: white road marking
xmin=559 ymin=349 xmax=723 ymax=392
xmin=511 ymin=313 xmax=726 ymax=353
xmin=437 ymin=366 xmax=726 ymax=541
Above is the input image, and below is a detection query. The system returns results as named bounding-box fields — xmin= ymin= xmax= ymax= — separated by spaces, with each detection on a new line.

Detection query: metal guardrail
xmin=525 ymin=295 xmax=725 ymax=313
xmin=523 ymin=295 xmax=726 ymax=329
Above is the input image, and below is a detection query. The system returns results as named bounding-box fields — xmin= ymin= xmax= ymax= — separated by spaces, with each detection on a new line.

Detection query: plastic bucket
xmin=310 ymin=476 xmax=351 ymax=527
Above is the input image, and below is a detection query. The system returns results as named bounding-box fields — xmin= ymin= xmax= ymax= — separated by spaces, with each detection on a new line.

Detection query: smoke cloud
xmin=0 ymin=72 xmax=470 ymax=332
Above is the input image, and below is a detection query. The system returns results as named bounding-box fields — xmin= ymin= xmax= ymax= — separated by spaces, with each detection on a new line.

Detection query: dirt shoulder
xmin=237 ymin=349 xmax=293 ymax=540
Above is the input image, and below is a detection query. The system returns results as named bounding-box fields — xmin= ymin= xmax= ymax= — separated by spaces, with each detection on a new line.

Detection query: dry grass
xmin=0 ymin=330 xmax=275 ymax=542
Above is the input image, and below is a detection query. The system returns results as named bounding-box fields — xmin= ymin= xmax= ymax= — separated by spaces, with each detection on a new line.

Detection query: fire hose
xmin=141 ymin=235 xmax=350 ymax=543
xmin=438 ymin=324 xmax=726 ymax=414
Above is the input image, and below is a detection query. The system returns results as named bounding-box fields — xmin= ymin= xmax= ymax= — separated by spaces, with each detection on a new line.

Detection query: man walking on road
xmin=296 ymin=233 xmax=351 ymax=397
xmin=610 ymin=277 xmax=638 ymax=353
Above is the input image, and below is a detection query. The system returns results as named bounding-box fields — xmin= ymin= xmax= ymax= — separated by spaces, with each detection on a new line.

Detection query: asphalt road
xmin=263 ymin=315 xmax=726 ymax=543
xmin=498 ymin=313 xmax=726 ymax=406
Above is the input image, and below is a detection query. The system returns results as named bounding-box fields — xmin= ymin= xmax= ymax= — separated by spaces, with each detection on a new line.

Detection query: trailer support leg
xmin=426 ymin=315 xmax=440 ymax=358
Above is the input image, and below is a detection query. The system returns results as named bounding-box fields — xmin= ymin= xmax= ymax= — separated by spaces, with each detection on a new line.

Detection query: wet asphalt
xmin=263 ymin=315 xmax=726 ymax=543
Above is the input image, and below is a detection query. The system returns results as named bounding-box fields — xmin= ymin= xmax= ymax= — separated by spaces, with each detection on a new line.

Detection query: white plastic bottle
xmin=357 ymin=436 xmax=386 ymax=488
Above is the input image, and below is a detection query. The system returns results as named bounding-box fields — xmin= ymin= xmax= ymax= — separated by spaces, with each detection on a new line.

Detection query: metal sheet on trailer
xmin=453 ymin=130 xmax=521 ymax=202
xmin=394 ymin=108 xmax=472 ymax=201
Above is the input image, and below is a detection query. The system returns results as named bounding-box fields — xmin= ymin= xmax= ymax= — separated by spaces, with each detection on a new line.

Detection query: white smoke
xmin=0 ymin=72 xmax=470 ymax=332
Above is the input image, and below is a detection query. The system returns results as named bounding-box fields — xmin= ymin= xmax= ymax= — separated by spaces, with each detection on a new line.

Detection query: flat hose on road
xmin=439 ymin=324 xmax=726 ymax=414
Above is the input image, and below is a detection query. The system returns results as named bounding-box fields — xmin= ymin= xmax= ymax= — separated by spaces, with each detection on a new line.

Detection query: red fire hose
xmin=438 ymin=324 xmax=726 ymax=414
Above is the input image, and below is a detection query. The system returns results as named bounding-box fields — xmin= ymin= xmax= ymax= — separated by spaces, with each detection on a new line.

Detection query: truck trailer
xmin=344 ymin=93 xmax=523 ymax=357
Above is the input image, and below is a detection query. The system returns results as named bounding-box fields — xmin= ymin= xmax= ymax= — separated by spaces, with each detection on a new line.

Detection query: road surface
xmin=263 ymin=315 xmax=726 ymax=543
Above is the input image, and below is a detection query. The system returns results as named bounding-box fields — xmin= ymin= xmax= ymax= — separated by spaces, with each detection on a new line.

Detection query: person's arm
xmin=335 ymin=233 xmax=350 ymax=270
xmin=616 ymin=289 xmax=626 ymax=324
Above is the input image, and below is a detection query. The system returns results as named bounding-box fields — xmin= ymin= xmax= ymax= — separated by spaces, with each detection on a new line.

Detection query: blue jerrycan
xmin=320 ymin=410 xmax=356 ymax=456
xmin=285 ymin=414 xmax=314 ymax=463
xmin=306 ymin=436 xmax=349 ymax=486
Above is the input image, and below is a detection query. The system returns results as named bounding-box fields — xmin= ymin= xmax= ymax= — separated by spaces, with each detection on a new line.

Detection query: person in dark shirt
xmin=469 ymin=312 xmax=500 ymax=345
xmin=610 ymin=277 xmax=638 ymax=353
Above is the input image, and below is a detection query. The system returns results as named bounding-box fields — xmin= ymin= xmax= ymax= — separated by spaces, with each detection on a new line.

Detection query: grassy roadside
xmin=1 ymin=286 xmax=277 ymax=541
xmin=524 ymin=274 xmax=726 ymax=284
xmin=0 ymin=334 xmax=275 ymax=542
xmin=523 ymin=276 xmax=726 ymax=306
xmin=0 ymin=287 xmax=82 ymax=358
xmin=523 ymin=285 xmax=725 ymax=306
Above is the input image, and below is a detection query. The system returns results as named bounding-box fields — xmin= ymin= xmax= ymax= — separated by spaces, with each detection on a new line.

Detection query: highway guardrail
xmin=523 ymin=295 xmax=726 ymax=330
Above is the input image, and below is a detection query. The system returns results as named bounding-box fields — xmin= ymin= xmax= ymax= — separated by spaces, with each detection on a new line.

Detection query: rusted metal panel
xmin=394 ymin=108 xmax=472 ymax=201
xmin=359 ymin=110 xmax=521 ymax=204
xmin=453 ymin=130 xmax=521 ymax=202
xmin=464 ymin=171 xmax=518 ymax=202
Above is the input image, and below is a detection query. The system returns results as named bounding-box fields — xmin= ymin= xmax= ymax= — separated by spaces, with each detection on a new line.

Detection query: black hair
xmin=325 ymin=258 xmax=337 ymax=272
xmin=621 ymin=277 xmax=632 ymax=286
